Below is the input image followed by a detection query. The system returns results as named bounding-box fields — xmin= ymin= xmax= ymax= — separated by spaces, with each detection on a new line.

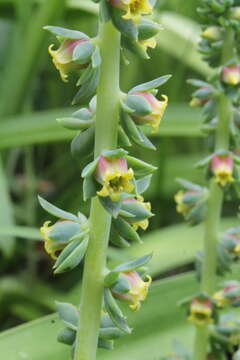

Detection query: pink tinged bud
xmin=211 ymin=154 xmax=234 ymax=186
xmin=113 ymin=271 xmax=152 ymax=311
xmin=131 ymin=92 xmax=168 ymax=133
xmin=222 ymin=65 xmax=240 ymax=86
xmin=214 ymin=283 xmax=240 ymax=307
xmin=95 ymin=156 xmax=134 ymax=201
xmin=188 ymin=298 xmax=213 ymax=326
xmin=48 ymin=39 xmax=88 ymax=82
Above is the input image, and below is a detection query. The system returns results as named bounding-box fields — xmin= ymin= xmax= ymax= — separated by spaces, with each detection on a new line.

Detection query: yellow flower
xmin=188 ymin=299 xmax=213 ymax=326
xmin=122 ymin=0 xmax=153 ymax=23
xmin=132 ymin=197 xmax=151 ymax=231
xmin=222 ymin=65 xmax=240 ymax=86
xmin=211 ymin=154 xmax=234 ymax=187
xmin=139 ymin=37 xmax=157 ymax=52
xmin=40 ymin=221 xmax=63 ymax=259
xmin=96 ymin=156 xmax=134 ymax=201
xmin=132 ymin=92 xmax=168 ymax=133
xmin=174 ymin=191 xmax=190 ymax=217
xmin=113 ymin=271 xmax=152 ymax=311
xmin=213 ymin=290 xmax=230 ymax=307
xmin=48 ymin=39 xmax=88 ymax=82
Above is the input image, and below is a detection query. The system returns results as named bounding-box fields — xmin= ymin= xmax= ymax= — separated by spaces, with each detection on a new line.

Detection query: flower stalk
xmin=193 ymin=29 xmax=234 ymax=360
xmin=73 ymin=20 xmax=121 ymax=360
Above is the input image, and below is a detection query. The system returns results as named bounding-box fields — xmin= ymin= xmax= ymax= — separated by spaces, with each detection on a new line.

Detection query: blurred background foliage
xmin=0 ymin=0 xmax=238 ymax=358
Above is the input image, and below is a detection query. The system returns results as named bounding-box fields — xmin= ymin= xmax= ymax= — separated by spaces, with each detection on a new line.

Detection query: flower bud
xmin=108 ymin=0 xmax=153 ymax=23
xmin=214 ymin=281 xmax=240 ymax=307
xmin=174 ymin=188 xmax=206 ymax=225
xmin=112 ymin=271 xmax=151 ymax=311
xmin=189 ymin=86 xmax=213 ymax=107
xmin=222 ymin=65 xmax=240 ymax=86
xmin=121 ymin=196 xmax=152 ymax=230
xmin=130 ymin=92 xmax=168 ymax=133
xmin=188 ymin=297 xmax=214 ymax=326
xmin=222 ymin=227 xmax=240 ymax=256
xmin=48 ymin=38 xmax=90 ymax=82
xmin=211 ymin=153 xmax=234 ymax=186
xmin=40 ymin=220 xmax=82 ymax=259
xmin=202 ymin=26 xmax=223 ymax=41
xmin=95 ymin=156 xmax=134 ymax=201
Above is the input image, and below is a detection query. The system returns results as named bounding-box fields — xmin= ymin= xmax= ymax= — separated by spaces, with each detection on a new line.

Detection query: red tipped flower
xmin=95 ymin=156 xmax=134 ymax=201
xmin=49 ymin=38 xmax=89 ymax=82
xmin=112 ymin=271 xmax=151 ymax=311
xmin=131 ymin=91 xmax=168 ymax=133
xmin=222 ymin=65 xmax=240 ymax=86
xmin=211 ymin=153 xmax=234 ymax=186
xmin=188 ymin=297 xmax=214 ymax=326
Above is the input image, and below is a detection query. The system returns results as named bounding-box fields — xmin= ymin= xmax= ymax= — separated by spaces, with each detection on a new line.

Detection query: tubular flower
xmin=222 ymin=65 xmax=240 ymax=86
xmin=132 ymin=92 xmax=168 ymax=133
xmin=112 ymin=271 xmax=152 ymax=311
xmin=40 ymin=221 xmax=64 ymax=259
xmin=222 ymin=227 xmax=240 ymax=256
xmin=211 ymin=153 xmax=234 ymax=186
xmin=122 ymin=196 xmax=152 ymax=230
xmin=174 ymin=190 xmax=192 ymax=217
xmin=40 ymin=219 xmax=82 ymax=259
xmin=48 ymin=38 xmax=89 ymax=82
xmin=189 ymin=86 xmax=212 ymax=107
xmin=188 ymin=298 xmax=213 ymax=326
xmin=214 ymin=282 xmax=240 ymax=307
xmin=109 ymin=0 xmax=153 ymax=23
xmin=95 ymin=156 xmax=134 ymax=201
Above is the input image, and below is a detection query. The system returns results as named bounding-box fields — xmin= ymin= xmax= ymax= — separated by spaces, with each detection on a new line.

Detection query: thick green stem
xmin=74 ymin=21 xmax=120 ymax=360
xmin=193 ymin=30 xmax=234 ymax=360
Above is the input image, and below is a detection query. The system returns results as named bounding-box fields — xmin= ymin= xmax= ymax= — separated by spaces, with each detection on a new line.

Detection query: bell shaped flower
xmin=112 ymin=271 xmax=151 ymax=311
xmin=48 ymin=38 xmax=90 ymax=82
xmin=121 ymin=196 xmax=152 ymax=230
xmin=188 ymin=297 xmax=214 ymax=326
xmin=222 ymin=65 xmax=240 ymax=86
xmin=174 ymin=184 xmax=207 ymax=226
xmin=211 ymin=153 xmax=234 ymax=186
xmin=214 ymin=281 xmax=240 ymax=308
xmin=95 ymin=156 xmax=134 ymax=201
xmin=40 ymin=220 xmax=82 ymax=259
xmin=222 ymin=227 xmax=240 ymax=256
xmin=130 ymin=92 xmax=168 ymax=133
xmin=109 ymin=0 xmax=153 ymax=23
